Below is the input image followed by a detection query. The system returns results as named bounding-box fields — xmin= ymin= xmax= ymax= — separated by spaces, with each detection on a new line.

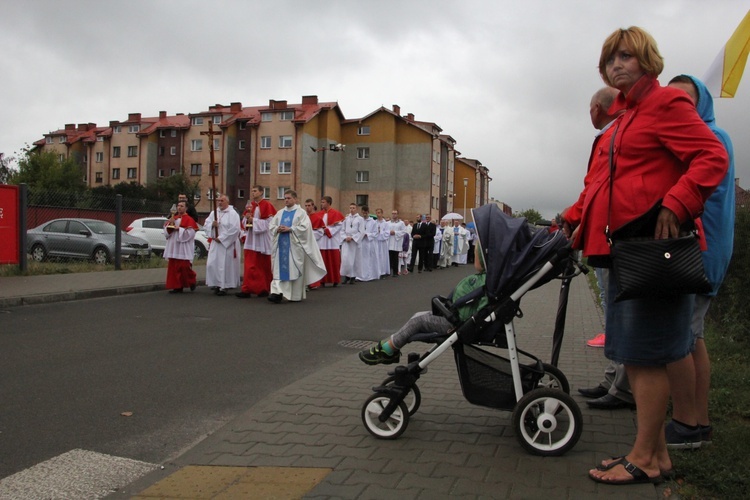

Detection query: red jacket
xmin=566 ymin=76 xmax=728 ymax=257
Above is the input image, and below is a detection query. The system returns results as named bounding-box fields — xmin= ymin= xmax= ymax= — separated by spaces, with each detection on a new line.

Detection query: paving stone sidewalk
xmin=114 ymin=272 xmax=663 ymax=499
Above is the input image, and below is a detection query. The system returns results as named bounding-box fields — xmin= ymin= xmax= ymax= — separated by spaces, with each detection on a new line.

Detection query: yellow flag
xmin=704 ymin=10 xmax=750 ymax=98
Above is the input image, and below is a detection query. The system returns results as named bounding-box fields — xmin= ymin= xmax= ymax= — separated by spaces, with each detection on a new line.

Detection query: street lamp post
xmin=311 ymin=143 xmax=345 ymax=199
xmin=463 ymin=177 xmax=468 ymax=220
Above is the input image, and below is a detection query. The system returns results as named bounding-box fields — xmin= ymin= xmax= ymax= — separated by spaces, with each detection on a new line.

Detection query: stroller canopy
xmin=472 ymin=204 xmax=568 ymax=301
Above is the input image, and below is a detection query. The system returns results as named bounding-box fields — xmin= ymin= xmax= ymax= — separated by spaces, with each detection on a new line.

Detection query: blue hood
xmin=682 ymin=75 xmax=735 ymax=295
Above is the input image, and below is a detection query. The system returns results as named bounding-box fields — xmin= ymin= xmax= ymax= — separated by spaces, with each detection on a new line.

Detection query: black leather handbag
xmin=605 ymin=125 xmax=711 ymax=302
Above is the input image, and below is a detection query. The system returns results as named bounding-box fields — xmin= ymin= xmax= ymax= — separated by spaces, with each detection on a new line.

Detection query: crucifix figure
xmin=201 ymin=121 xmax=222 ymax=235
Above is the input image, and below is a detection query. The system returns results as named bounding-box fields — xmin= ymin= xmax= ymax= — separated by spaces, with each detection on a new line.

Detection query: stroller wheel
xmin=511 ymin=388 xmax=582 ymax=456
xmin=538 ymin=363 xmax=570 ymax=393
xmin=381 ymin=376 xmax=421 ymax=416
xmin=362 ymin=394 xmax=409 ymax=439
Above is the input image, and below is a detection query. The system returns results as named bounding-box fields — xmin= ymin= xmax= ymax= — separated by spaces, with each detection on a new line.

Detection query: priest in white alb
xmin=268 ymin=189 xmax=326 ymax=303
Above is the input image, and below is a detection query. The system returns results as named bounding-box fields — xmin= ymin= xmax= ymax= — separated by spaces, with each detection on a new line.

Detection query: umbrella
xmin=441 ymin=212 xmax=464 ymax=220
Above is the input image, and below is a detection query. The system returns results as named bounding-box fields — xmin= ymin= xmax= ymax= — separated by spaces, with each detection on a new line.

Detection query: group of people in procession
xmin=160 ymin=24 xmax=736 ymax=488
xmin=162 ymin=188 xmax=475 ymax=303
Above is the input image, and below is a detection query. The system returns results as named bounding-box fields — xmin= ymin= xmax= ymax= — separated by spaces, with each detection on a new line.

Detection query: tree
xmin=0 ymin=153 xmax=14 ymax=184
xmin=514 ymin=208 xmax=543 ymax=224
xmin=10 ymin=150 xmax=86 ymax=192
xmin=147 ymin=173 xmax=200 ymax=203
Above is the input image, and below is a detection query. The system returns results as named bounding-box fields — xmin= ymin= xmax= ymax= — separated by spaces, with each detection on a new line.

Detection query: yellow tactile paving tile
xmin=133 ymin=465 xmax=331 ymax=499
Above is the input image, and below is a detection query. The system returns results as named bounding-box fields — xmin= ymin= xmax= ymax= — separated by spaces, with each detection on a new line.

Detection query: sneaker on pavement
xmin=586 ymin=333 xmax=605 ymax=348
xmin=359 ymin=341 xmax=400 ymax=365
xmin=665 ymin=420 xmax=702 ymax=450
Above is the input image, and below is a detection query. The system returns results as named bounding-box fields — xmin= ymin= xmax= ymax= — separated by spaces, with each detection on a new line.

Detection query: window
xmin=113 ymin=126 xmax=121 ymax=134
xmin=277 ymin=187 xmax=289 ymax=200
xmin=68 ymin=221 xmax=86 ymax=235
xmin=59 ymin=154 xmax=65 ymax=162
xmin=45 ymin=136 xmax=53 ymax=144
xmin=159 ymin=147 xmax=165 ymax=156
xmin=128 ymin=125 xmax=140 ymax=133
xmin=263 ymin=187 xmax=270 ymax=199
xmin=261 ymin=112 xmax=272 ymax=122
xmin=170 ymin=146 xmax=176 ymax=156
xmin=357 ymin=125 xmax=370 ymax=135
xmin=238 ymin=140 xmax=246 ymax=150
xmin=191 ymin=139 xmax=203 ymax=151
xmin=280 ymin=110 xmax=294 ymax=121
xmin=357 ymin=147 xmax=370 ymax=159
xmin=237 ymin=189 xmax=245 ymax=199
xmin=213 ymin=138 xmax=220 ymax=151
xmin=127 ymin=168 xmax=136 ymax=179
xmin=127 ymin=145 xmax=138 ymax=157
xmin=191 ymin=117 xmax=204 ymax=126
xmin=44 ymin=220 xmax=68 ymax=233
xmin=58 ymin=136 xmax=65 ymax=143
xmin=190 ymin=163 xmax=202 ymax=176
xmin=158 ymin=169 xmax=165 ymax=178
xmin=238 ymin=164 xmax=245 ymax=175
xmin=83 ymin=154 xmax=88 ymax=163
xmin=260 ymin=136 xmax=271 ymax=149
xmin=213 ymin=115 xmax=221 ymax=124
xmin=112 ymin=146 xmax=121 ymax=158
xmin=159 ymin=130 xmax=166 ymax=138
xmin=96 ymin=136 xmax=103 ymax=142
xmin=356 ymin=171 xmax=369 ymax=183
xmin=112 ymin=168 xmax=120 ymax=179
xmin=170 ymin=168 xmax=176 ymax=176
xmin=278 ymin=161 xmax=292 ymax=174
xmin=260 ymin=161 xmax=271 ymax=174
xmin=239 ymin=121 xmax=246 ymax=130
xmin=207 ymin=188 xmax=217 ymax=200
xmin=356 ymin=194 xmax=369 ymax=207
xmin=95 ymin=152 xmax=103 ymax=163
xmin=210 ymin=163 xmax=219 ymax=175
xmin=279 ymin=136 xmax=293 ymax=148
xmin=171 ymin=130 xmax=177 ymax=137
xmin=95 ymin=172 xmax=103 ymax=183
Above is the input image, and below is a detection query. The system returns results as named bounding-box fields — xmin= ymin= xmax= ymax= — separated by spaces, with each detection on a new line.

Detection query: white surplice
xmin=204 ymin=206 xmax=242 ymax=289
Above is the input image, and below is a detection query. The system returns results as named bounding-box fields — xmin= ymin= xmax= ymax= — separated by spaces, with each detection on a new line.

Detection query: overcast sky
xmin=1 ymin=0 xmax=748 ymax=218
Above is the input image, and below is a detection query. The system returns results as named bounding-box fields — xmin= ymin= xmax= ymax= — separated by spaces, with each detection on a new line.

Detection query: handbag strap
xmin=605 ymin=122 xmax=621 ymax=246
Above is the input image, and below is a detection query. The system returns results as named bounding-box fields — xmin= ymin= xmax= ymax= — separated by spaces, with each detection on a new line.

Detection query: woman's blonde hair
xmin=599 ymin=26 xmax=664 ymax=86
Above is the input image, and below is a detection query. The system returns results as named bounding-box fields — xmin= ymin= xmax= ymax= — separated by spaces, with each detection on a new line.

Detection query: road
xmin=0 ymin=266 xmax=467 ymax=480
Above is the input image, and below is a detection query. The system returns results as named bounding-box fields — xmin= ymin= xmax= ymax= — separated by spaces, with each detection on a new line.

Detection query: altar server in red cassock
xmin=164 ymin=201 xmax=199 ymax=293
xmin=313 ymin=196 xmax=345 ymax=286
xmin=236 ymin=185 xmax=277 ymax=298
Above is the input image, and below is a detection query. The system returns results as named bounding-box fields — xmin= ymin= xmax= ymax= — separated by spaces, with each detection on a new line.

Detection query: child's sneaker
xmin=700 ymin=424 xmax=713 ymax=446
xmin=665 ymin=420 xmax=702 ymax=450
xmin=359 ymin=341 xmax=400 ymax=365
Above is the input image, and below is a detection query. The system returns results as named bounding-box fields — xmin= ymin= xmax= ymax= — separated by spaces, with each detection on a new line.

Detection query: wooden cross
xmin=201 ymin=121 xmax=222 ymax=235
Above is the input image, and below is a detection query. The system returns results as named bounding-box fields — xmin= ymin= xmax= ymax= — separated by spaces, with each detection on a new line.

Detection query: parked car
xmin=27 ymin=218 xmax=151 ymax=264
xmin=126 ymin=217 xmax=209 ymax=259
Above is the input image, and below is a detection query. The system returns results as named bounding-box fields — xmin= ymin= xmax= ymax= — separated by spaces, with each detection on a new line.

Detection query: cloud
xmin=1 ymin=0 xmax=748 ymax=218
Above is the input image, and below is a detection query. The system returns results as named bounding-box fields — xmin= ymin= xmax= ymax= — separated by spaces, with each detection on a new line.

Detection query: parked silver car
xmin=27 ymin=218 xmax=151 ymax=264
xmin=126 ymin=216 xmax=209 ymax=259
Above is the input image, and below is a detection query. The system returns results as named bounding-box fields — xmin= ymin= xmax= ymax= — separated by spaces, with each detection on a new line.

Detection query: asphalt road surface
xmin=0 ymin=266 xmax=469 ymax=480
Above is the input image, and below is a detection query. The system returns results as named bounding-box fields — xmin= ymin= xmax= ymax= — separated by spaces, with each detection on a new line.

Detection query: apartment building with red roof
xmin=31 ymin=96 xmax=492 ymax=218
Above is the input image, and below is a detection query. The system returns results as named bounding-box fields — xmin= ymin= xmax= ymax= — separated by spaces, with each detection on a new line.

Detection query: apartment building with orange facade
xmin=32 ymin=96 xmax=494 ymax=218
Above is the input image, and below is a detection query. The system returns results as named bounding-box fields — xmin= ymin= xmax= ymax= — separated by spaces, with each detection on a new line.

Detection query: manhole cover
xmin=339 ymin=339 xmax=377 ymax=349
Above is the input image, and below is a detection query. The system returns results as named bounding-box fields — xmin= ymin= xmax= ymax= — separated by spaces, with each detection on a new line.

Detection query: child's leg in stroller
xmin=359 ymin=312 xmax=452 ymax=365
xmin=391 ymin=312 xmax=452 ymax=350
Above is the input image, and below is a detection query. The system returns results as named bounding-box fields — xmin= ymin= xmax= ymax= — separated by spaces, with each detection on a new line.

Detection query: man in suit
xmin=408 ymin=214 xmax=435 ymax=273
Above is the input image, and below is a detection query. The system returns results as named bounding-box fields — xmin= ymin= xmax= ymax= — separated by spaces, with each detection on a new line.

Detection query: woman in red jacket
xmin=564 ymin=27 xmax=728 ymax=486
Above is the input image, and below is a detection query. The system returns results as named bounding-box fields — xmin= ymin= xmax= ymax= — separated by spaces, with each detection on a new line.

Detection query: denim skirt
xmin=604 ymin=271 xmax=694 ymax=366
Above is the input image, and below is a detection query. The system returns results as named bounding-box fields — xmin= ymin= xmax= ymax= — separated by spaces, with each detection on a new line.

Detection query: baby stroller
xmin=361 ymin=204 xmax=588 ymax=456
